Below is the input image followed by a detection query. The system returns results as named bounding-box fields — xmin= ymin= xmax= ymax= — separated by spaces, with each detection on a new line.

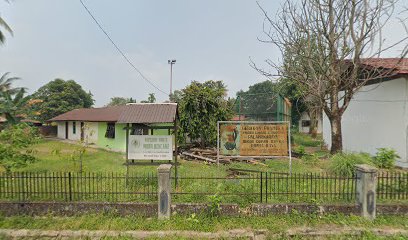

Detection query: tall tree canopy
xmin=106 ymin=97 xmax=136 ymax=106
xmin=31 ymin=79 xmax=94 ymax=122
xmin=178 ymin=80 xmax=233 ymax=147
xmin=255 ymin=0 xmax=408 ymax=153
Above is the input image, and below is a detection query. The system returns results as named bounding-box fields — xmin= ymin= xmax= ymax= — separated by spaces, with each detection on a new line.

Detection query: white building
xmin=298 ymin=111 xmax=323 ymax=134
xmin=323 ymin=58 xmax=408 ymax=168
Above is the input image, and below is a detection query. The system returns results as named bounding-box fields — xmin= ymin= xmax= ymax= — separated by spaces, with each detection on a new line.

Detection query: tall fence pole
xmin=356 ymin=164 xmax=378 ymax=220
xmin=158 ymin=164 xmax=172 ymax=220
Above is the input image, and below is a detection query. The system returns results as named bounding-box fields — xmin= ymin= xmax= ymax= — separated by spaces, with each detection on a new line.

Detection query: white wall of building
xmin=298 ymin=111 xmax=323 ymax=134
xmin=67 ymin=121 xmax=81 ymax=141
xmin=83 ymin=122 xmax=98 ymax=144
xmin=323 ymin=77 xmax=408 ymax=168
xmin=57 ymin=122 xmax=66 ymax=139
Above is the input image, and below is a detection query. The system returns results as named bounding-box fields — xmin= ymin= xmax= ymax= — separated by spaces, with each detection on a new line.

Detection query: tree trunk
xmin=330 ymin=115 xmax=343 ymax=154
xmin=308 ymin=109 xmax=320 ymax=139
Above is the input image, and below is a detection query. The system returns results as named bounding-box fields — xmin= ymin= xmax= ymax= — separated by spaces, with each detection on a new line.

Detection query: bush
xmin=329 ymin=152 xmax=373 ymax=176
xmin=302 ymin=153 xmax=319 ymax=166
xmin=373 ymin=148 xmax=399 ymax=169
xmin=0 ymin=123 xmax=40 ymax=172
xmin=294 ymin=145 xmax=306 ymax=157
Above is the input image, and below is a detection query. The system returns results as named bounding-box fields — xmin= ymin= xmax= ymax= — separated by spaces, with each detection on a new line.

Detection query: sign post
xmin=217 ymin=121 xmax=292 ymax=174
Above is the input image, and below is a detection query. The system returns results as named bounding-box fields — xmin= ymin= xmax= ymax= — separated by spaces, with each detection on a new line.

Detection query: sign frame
xmin=128 ymin=135 xmax=173 ymax=161
xmin=217 ymin=121 xmax=292 ymax=174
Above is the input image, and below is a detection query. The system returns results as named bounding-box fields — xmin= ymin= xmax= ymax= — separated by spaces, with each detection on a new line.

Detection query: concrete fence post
xmin=356 ymin=164 xmax=378 ymax=220
xmin=157 ymin=164 xmax=172 ymax=220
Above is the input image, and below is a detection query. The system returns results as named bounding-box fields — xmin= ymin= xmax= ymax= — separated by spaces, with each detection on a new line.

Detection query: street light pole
xmin=168 ymin=59 xmax=176 ymax=100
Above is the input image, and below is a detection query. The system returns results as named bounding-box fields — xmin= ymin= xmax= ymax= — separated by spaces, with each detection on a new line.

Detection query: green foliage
xmin=0 ymin=73 xmax=39 ymax=125
xmin=235 ymin=81 xmax=278 ymax=120
xmin=294 ymin=145 xmax=306 ymax=157
xmin=0 ymin=123 xmax=40 ymax=172
xmin=329 ymin=153 xmax=373 ymax=176
xmin=208 ymin=194 xmax=222 ymax=217
xmin=373 ymin=148 xmax=399 ymax=169
xmin=30 ymin=79 xmax=94 ymax=122
xmin=140 ymin=93 xmax=156 ymax=103
xmin=169 ymin=90 xmax=182 ymax=103
xmin=106 ymin=97 xmax=136 ymax=106
xmin=302 ymin=153 xmax=319 ymax=166
xmin=178 ymin=80 xmax=233 ymax=147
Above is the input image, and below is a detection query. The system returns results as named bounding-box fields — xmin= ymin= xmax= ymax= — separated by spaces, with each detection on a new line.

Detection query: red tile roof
xmin=48 ymin=103 xmax=177 ymax=123
xmin=360 ymin=58 xmax=408 ymax=75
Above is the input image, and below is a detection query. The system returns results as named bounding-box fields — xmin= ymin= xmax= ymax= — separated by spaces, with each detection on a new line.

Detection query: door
xmin=65 ymin=122 xmax=69 ymax=139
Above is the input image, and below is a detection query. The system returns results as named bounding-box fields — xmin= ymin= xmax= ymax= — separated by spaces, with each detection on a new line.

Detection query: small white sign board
xmin=128 ymin=135 xmax=173 ymax=160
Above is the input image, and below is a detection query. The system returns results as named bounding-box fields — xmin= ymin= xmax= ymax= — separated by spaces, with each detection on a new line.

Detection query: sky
xmin=0 ymin=0 xmax=407 ymax=107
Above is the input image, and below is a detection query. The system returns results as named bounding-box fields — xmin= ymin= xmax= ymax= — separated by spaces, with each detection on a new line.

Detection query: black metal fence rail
xmin=377 ymin=171 xmax=408 ymax=200
xmin=0 ymin=172 xmax=157 ymax=202
xmin=171 ymin=171 xmax=357 ymax=204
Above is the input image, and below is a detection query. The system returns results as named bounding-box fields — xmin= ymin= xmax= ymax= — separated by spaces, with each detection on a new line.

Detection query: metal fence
xmin=1 ymin=170 xmax=407 ymax=204
xmin=0 ymin=172 xmax=157 ymax=202
xmin=377 ymin=171 xmax=408 ymax=200
xmin=171 ymin=170 xmax=358 ymax=204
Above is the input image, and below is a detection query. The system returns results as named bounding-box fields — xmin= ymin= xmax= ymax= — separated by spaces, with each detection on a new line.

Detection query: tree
xmin=236 ymin=80 xmax=279 ymax=121
xmin=0 ymin=88 xmax=31 ymax=124
xmin=0 ymin=72 xmax=21 ymax=95
xmin=106 ymin=97 xmax=136 ymax=106
xmin=0 ymin=0 xmax=13 ymax=44
xmin=141 ymin=93 xmax=156 ymax=103
xmin=31 ymin=79 xmax=94 ymax=122
xmin=255 ymin=0 xmax=408 ymax=153
xmin=169 ymin=90 xmax=182 ymax=103
xmin=178 ymin=80 xmax=233 ymax=147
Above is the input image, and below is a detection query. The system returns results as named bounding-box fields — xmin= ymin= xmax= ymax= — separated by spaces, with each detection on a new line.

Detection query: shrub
xmin=302 ymin=153 xmax=319 ymax=166
xmin=0 ymin=123 xmax=40 ymax=172
xmin=294 ymin=145 xmax=306 ymax=157
xmin=373 ymin=148 xmax=399 ymax=169
xmin=329 ymin=152 xmax=373 ymax=176
xmin=207 ymin=194 xmax=222 ymax=217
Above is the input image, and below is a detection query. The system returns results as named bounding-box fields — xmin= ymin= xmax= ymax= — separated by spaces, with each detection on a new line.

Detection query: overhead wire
xmin=79 ymin=0 xmax=168 ymax=96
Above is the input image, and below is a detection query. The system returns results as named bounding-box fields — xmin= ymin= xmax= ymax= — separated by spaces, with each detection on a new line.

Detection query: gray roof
xmin=49 ymin=103 xmax=178 ymax=123
xmin=117 ymin=103 xmax=177 ymax=123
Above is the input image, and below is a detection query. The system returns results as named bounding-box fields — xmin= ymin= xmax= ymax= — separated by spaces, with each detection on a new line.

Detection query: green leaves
xmin=373 ymin=148 xmax=399 ymax=169
xmin=178 ymin=80 xmax=233 ymax=147
xmin=30 ymin=79 xmax=95 ymax=122
xmin=0 ymin=123 xmax=40 ymax=172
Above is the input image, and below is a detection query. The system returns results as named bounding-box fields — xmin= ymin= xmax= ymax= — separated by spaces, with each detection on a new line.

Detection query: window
xmin=130 ymin=123 xmax=148 ymax=135
xmin=302 ymin=120 xmax=311 ymax=127
xmin=105 ymin=122 xmax=115 ymax=138
xmin=72 ymin=122 xmax=76 ymax=134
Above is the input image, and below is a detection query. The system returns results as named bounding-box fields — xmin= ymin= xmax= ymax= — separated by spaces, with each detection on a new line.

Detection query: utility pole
xmin=168 ymin=59 xmax=176 ymax=100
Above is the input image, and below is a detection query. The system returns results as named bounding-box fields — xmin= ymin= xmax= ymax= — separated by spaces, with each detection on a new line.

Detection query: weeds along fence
xmin=377 ymin=171 xmax=408 ymax=201
xmin=171 ymin=170 xmax=358 ymax=205
xmin=0 ymin=172 xmax=157 ymax=202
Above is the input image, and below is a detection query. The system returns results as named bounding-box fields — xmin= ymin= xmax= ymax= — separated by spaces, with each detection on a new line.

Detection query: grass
xmin=0 ymin=138 xmax=405 ymax=206
xmin=0 ymin=213 xmax=407 ymax=234
xmin=292 ymin=132 xmax=323 ymax=148
xmin=12 ymin=139 xmax=331 ymax=175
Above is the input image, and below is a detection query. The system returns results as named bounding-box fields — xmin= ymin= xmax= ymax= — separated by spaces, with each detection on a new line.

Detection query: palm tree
xmin=0 ymin=88 xmax=30 ymax=124
xmin=0 ymin=0 xmax=13 ymax=44
xmin=0 ymin=72 xmax=20 ymax=95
